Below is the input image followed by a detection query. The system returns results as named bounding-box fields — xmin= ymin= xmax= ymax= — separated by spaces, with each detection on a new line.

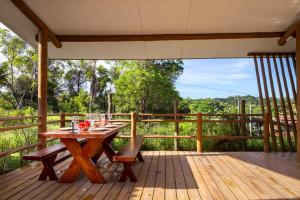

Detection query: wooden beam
xmin=11 ymin=0 xmax=62 ymax=48
xmin=45 ymin=32 xmax=283 ymax=42
xmin=248 ymin=52 xmax=295 ymax=56
xmin=278 ymin=20 xmax=300 ymax=46
xmin=38 ymin=29 xmax=48 ymax=149
xmin=296 ymin=23 xmax=300 ymax=161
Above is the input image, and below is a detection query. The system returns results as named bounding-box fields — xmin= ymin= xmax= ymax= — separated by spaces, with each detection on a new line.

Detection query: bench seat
xmin=23 ymin=138 xmax=86 ymax=180
xmin=113 ymin=136 xmax=144 ymax=182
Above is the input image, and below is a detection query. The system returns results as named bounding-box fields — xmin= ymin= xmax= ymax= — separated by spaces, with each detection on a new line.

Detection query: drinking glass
xmin=72 ymin=116 xmax=79 ymax=132
xmin=100 ymin=114 xmax=106 ymax=127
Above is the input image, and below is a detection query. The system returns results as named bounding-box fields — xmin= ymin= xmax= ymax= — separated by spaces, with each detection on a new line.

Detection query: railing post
xmin=60 ymin=112 xmax=65 ymax=128
xmin=263 ymin=112 xmax=270 ymax=152
xmin=174 ymin=100 xmax=179 ymax=151
xmin=239 ymin=100 xmax=246 ymax=150
xmin=197 ymin=113 xmax=203 ymax=153
xmin=131 ymin=112 xmax=137 ymax=138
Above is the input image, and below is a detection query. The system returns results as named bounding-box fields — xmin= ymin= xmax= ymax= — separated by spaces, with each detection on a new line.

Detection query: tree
xmin=0 ymin=28 xmax=38 ymax=109
xmin=113 ymin=60 xmax=183 ymax=113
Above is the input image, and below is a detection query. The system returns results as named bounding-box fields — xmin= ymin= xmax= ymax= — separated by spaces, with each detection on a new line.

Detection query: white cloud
xmin=176 ymin=59 xmax=252 ymax=86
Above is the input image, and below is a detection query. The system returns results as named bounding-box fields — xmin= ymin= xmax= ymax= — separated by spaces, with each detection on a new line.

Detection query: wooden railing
xmin=112 ymin=112 xmax=269 ymax=153
xmin=0 ymin=113 xmax=83 ymax=158
xmin=0 ymin=112 xmax=270 ymax=159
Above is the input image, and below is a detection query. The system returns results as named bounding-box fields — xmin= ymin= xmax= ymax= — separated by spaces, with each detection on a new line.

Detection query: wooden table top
xmin=39 ymin=123 xmax=128 ymax=139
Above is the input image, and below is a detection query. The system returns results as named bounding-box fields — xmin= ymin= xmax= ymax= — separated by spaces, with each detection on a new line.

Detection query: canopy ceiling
xmin=0 ymin=0 xmax=298 ymax=59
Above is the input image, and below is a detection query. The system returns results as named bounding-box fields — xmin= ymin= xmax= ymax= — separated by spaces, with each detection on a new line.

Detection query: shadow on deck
xmin=0 ymin=151 xmax=300 ymax=200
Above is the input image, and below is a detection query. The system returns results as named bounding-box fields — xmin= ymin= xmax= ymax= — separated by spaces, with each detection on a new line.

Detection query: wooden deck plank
xmin=231 ymin=152 xmax=296 ymax=198
xmin=199 ymin=154 xmax=238 ymax=200
xmin=202 ymin=154 xmax=248 ymax=200
xmin=178 ymin=151 xmax=201 ymax=200
xmin=165 ymin=151 xmax=177 ymax=200
xmin=238 ymin=152 xmax=300 ymax=197
xmin=90 ymin=163 xmax=120 ymax=200
xmin=153 ymin=151 xmax=166 ymax=200
xmin=77 ymin=159 xmax=117 ymax=200
xmin=59 ymin=156 xmax=109 ymax=200
xmin=103 ymin=152 xmax=146 ymax=200
xmin=0 ymin=151 xmax=69 ymax=188
xmin=0 ymin=151 xmax=300 ymax=200
xmin=221 ymin=153 xmax=281 ymax=199
xmin=184 ymin=151 xmax=213 ymax=200
xmin=217 ymin=153 xmax=269 ymax=199
xmin=140 ymin=151 xmax=159 ymax=200
xmin=207 ymin=153 xmax=259 ymax=199
xmin=0 ymin=157 xmax=72 ymax=200
xmin=128 ymin=151 xmax=154 ymax=200
xmin=192 ymin=152 xmax=226 ymax=200
xmin=115 ymin=151 xmax=148 ymax=200
xmin=172 ymin=151 xmax=189 ymax=200
xmin=231 ymin=152 xmax=299 ymax=198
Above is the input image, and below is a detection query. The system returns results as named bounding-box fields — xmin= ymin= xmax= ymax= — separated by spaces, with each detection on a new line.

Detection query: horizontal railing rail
xmin=0 ymin=112 xmax=270 ymax=159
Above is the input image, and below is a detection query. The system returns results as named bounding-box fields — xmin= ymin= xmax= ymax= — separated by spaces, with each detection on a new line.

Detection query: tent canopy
xmin=0 ymin=0 xmax=298 ymax=59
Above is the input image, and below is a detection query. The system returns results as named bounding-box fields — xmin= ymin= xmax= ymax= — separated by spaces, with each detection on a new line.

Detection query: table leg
xmin=39 ymin=154 xmax=58 ymax=180
xmin=103 ymin=132 xmax=118 ymax=161
xmin=60 ymin=138 xmax=106 ymax=183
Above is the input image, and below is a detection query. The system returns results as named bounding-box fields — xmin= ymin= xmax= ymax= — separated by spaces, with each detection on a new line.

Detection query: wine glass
xmin=100 ymin=114 xmax=106 ymax=127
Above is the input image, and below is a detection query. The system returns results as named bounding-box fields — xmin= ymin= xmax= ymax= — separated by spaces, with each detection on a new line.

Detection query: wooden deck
xmin=1 ymin=151 xmax=300 ymax=200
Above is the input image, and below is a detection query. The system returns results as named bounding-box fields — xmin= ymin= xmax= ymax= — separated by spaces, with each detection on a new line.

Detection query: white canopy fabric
xmin=0 ymin=0 xmax=298 ymax=59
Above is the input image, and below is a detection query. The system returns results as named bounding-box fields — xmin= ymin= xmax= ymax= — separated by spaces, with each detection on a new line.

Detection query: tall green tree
xmin=113 ymin=60 xmax=183 ymax=113
xmin=0 ymin=28 xmax=38 ymax=109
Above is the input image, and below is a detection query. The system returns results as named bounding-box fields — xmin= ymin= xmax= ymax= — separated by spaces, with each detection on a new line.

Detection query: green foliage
xmin=113 ymin=60 xmax=182 ymax=113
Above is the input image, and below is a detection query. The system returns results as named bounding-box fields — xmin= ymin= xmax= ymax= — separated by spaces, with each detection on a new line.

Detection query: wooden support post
xmin=197 ymin=113 xmax=203 ymax=153
xmin=239 ymin=100 xmax=246 ymax=150
xmin=296 ymin=22 xmax=300 ymax=161
xmin=263 ymin=112 xmax=270 ymax=152
xmin=60 ymin=112 xmax=65 ymax=128
xmin=174 ymin=100 xmax=179 ymax=151
xmin=37 ymin=29 xmax=48 ymax=149
xmin=131 ymin=112 xmax=137 ymax=139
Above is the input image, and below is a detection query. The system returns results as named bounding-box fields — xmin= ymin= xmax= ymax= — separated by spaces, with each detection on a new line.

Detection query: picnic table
xmin=39 ymin=123 xmax=127 ymax=183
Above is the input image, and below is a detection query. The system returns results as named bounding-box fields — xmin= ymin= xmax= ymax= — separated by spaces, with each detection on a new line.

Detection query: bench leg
xmin=119 ymin=163 xmax=137 ymax=182
xmin=39 ymin=155 xmax=58 ymax=181
xmin=137 ymin=152 xmax=144 ymax=162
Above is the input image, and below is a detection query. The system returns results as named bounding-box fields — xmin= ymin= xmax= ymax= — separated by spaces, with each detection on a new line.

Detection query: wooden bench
xmin=23 ymin=138 xmax=86 ymax=181
xmin=113 ymin=136 xmax=144 ymax=182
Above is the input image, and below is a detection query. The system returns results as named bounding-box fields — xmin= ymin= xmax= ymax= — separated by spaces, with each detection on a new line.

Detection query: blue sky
xmin=0 ymin=22 xmax=259 ymax=99
xmin=176 ymin=59 xmax=258 ymax=98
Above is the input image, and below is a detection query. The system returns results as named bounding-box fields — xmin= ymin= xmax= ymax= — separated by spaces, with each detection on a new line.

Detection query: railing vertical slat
xmin=60 ymin=112 xmax=65 ymax=128
xmin=131 ymin=112 xmax=137 ymax=138
xmin=263 ymin=112 xmax=270 ymax=152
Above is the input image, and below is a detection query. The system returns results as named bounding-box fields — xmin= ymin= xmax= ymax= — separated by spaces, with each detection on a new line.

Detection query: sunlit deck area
xmin=0 ymin=151 xmax=300 ymax=200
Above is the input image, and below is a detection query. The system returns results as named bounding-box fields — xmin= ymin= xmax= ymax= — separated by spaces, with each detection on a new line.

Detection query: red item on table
xmin=79 ymin=122 xmax=85 ymax=128
xmin=84 ymin=120 xmax=91 ymax=127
